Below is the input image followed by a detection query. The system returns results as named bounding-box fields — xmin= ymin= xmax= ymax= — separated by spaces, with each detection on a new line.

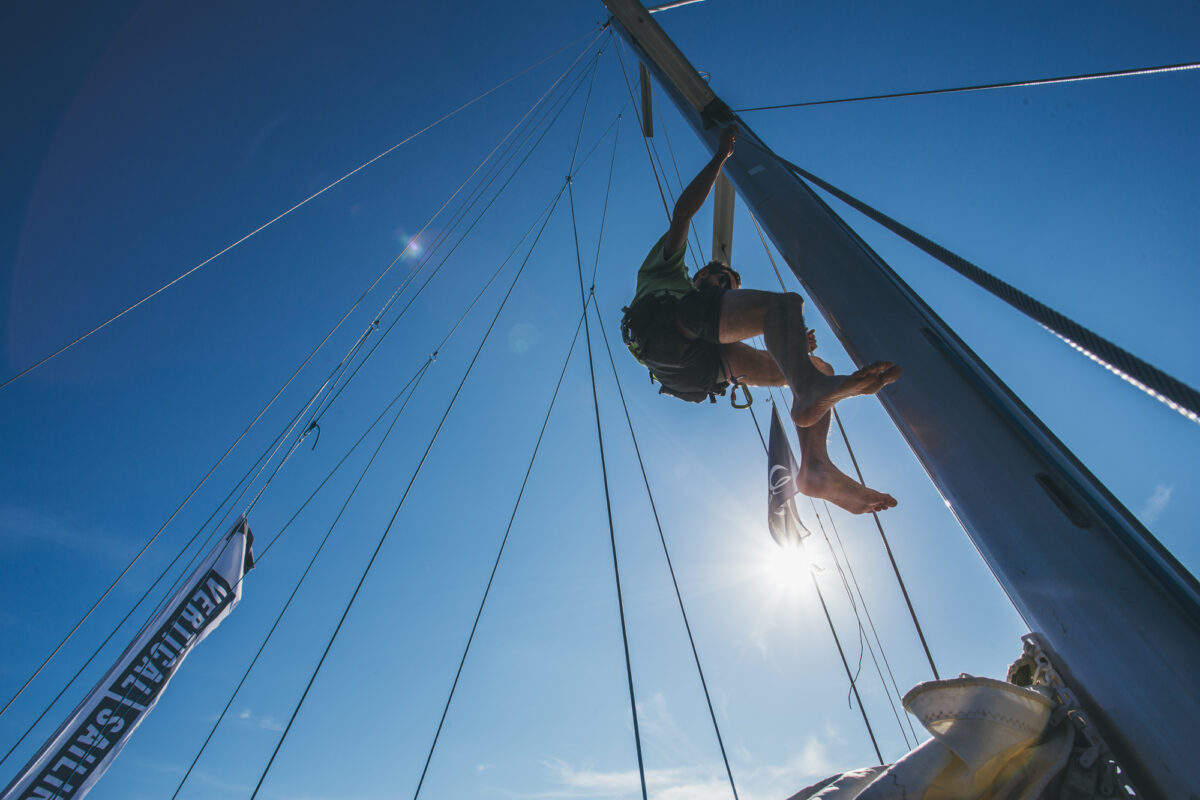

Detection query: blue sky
xmin=2 ymin=1 xmax=1197 ymax=798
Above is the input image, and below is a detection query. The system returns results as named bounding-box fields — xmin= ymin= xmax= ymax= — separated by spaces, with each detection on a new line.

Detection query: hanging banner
xmin=767 ymin=407 xmax=809 ymax=548
xmin=2 ymin=517 xmax=254 ymax=800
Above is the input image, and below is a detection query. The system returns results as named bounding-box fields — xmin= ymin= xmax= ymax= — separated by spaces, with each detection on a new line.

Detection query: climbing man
xmin=621 ymin=125 xmax=900 ymax=514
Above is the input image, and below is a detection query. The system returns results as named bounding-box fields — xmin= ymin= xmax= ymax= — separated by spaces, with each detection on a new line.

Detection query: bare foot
xmin=797 ymin=460 xmax=898 ymax=515
xmin=791 ymin=361 xmax=901 ymax=428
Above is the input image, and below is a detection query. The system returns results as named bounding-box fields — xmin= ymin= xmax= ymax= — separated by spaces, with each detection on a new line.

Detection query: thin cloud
xmin=0 ymin=506 xmax=125 ymax=558
xmin=1140 ymin=484 xmax=1172 ymax=524
xmin=524 ymin=739 xmax=838 ymax=800
xmin=236 ymin=708 xmax=285 ymax=732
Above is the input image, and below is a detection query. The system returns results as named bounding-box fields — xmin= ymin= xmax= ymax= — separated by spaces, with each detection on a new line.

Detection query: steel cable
xmin=735 ymin=59 xmax=1200 ymax=113
xmin=753 ymin=142 xmax=1200 ymax=426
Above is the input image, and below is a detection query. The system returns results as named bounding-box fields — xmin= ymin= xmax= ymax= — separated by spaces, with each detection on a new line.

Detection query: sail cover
xmin=767 ymin=406 xmax=808 ymax=547
xmin=2 ymin=517 xmax=254 ymax=800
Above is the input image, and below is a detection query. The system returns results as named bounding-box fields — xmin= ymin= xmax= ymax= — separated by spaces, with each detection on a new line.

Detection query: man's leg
xmin=718 ymin=289 xmax=901 ymax=427
xmin=723 ymin=343 xmax=897 ymax=514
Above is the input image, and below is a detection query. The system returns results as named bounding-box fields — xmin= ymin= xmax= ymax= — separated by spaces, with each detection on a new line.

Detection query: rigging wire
xmin=610 ymin=31 xmax=672 ymax=220
xmin=56 ymin=360 xmax=433 ymax=800
xmin=167 ymin=358 xmax=434 ymax=800
xmin=40 ymin=166 xmax=572 ymax=796
xmin=289 ymin=35 xmax=610 ymax=441
xmin=751 ymin=142 xmax=1200 ymax=426
xmin=734 ymin=59 xmax=1200 ymax=113
xmin=593 ymin=308 xmax=743 ymax=800
xmin=817 ymin=494 xmax=920 ymax=743
xmin=0 ymin=415 xmax=293 ymax=766
xmin=653 ymin=102 xmax=708 ymax=266
xmin=568 ymin=193 xmax=650 ymax=800
xmin=587 ymin=86 xmax=740 ymax=790
xmin=305 ymin=46 xmax=614 ymax=431
xmin=565 ymin=74 xmax=649 ymax=800
xmin=0 ymin=26 xmax=605 ymax=393
xmin=611 ymin=37 xmax=705 ymax=269
xmin=167 ymin=160 xmax=578 ymax=794
xmin=589 ymin=115 xmax=623 ymax=289
xmin=24 ymin=190 xmax=571 ymax=762
xmin=0 ymin=32 xmax=610 ymax=726
xmin=408 ymin=309 xmax=589 ymax=800
xmin=748 ymin=212 xmax=941 ymax=680
xmin=808 ymin=566 xmax=884 ymax=765
xmin=746 ymin=399 xmax=887 ymax=762
xmin=615 ymin=50 xmax=907 ymax=762
xmin=247 ymin=178 xmax=570 ymax=799
xmin=130 ymin=62 xmax=615 ymax=716
xmin=745 ymin=189 xmax=919 ymax=744
xmin=804 ymin=492 xmax=917 ymax=747
xmin=609 ymin=51 xmax=892 ymax=767
xmin=831 ymin=408 xmax=939 ymax=680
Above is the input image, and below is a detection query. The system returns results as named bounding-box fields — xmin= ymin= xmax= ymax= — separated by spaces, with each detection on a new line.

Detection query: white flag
xmin=3 ymin=517 xmax=253 ymax=800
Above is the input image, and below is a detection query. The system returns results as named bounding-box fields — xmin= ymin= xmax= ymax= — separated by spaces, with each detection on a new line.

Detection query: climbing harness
xmin=621 ymin=293 xmax=732 ymax=404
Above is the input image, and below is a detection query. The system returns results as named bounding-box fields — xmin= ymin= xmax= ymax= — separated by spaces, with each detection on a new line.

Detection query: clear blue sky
xmin=2 ymin=1 xmax=1197 ymax=798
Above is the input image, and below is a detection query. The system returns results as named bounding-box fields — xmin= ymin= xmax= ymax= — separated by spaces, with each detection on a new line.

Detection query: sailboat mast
xmin=602 ymin=2 xmax=1200 ymax=797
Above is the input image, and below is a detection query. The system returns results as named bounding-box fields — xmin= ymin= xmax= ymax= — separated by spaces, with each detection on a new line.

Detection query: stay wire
xmin=83 ymin=40 xmax=614 ymax=692
xmin=0 ymin=27 xmax=605 ymax=393
xmin=644 ymin=112 xmax=702 ymax=270
xmin=309 ymin=48 xmax=611 ymax=428
xmin=593 ymin=306 xmax=742 ymax=800
xmin=248 ymin=179 xmax=568 ymax=799
xmin=752 ymin=139 xmax=1200 ymax=426
xmin=302 ymin=34 xmax=607 ymax=433
xmin=749 ymin=211 xmax=941 ymax=680
xmin=612 ymin=40 xmax=703 ymax=269
xmin=82 ymin=32 xmax=609 ymax=671
xmin=409 ymin=307 xmax=589 ymax=800
xmin=610 ymin=31 xmax=672 ymax=220
xmin=568 ymin=39 xmax=603 ymax=171
xmin=14 ymin=83 xmax=589 ymax=780
xmin=805 ymin=495 xmax=914 ymax=747
xmin=745 ymin=398 xmax=883 ymax=763
xmin=755 ymin=380 xmax=912 ymax=747
xmin=834 ymin=410 xmax=940 ymax=679
xmin=734 ymin=59 xmax=1200 ymax=113
xmin=1 ymin=36 xmax=611 ymax=719
xmin=2 ymin=33 xmax=608 ymax=759
xmin=247 ymin=187 xmax=574 ymax=573
xmin=49 ymin=263 xmax=481 ymax=796
xmin=0 ymin=271 xmax=381 ymax=722
xmin=0 ymin=413 xmax=290 ymax=767
xmin=809 ymin=569 xmax=884 ymax=764
xmin=589 ymin=115 xmax=623 ymax=288
xmin=169 ymin=359 xmax=433 ymax=800
xmin=564 ymin=86 xmax=652 ymax=786
xmin=206 ymin=190 xmax=565 ymax=611
xmin=255 ymin=49 xmax=595 ymax=492
xmin=654 ymin=103 xmax=707 ymax=266
xmin=567 ymin=180 xmax=649 ymax=800
xmin=818 ymin=495 xmax=920 ymax=743
xmin=56 ymin=359 xmax=435 ymax=800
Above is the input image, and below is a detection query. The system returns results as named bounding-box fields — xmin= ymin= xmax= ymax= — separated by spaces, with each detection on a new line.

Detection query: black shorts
xmin=640 ymin=286 xmax=729 ymax=399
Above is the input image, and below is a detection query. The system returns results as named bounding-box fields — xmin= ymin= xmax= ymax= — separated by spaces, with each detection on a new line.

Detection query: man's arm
xmin=663 ymin=125 xmax=737 ymax=259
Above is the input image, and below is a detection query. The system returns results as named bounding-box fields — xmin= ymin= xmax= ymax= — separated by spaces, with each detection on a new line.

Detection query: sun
xmin=766 ymin=541 xmax=816 ymax=587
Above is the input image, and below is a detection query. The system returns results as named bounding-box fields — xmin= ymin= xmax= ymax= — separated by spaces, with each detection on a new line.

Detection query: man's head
xmin=693 ymin=261 xmax=741 ymax=291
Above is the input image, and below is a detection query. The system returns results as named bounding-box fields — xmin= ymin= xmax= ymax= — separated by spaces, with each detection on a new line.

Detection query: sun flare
xmin=763 ymin=541 xmax=818 ymax=593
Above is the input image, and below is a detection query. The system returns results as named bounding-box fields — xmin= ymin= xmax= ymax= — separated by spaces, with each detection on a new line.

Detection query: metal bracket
xmin=1007 ymin=634 xmax=1138 ymax=799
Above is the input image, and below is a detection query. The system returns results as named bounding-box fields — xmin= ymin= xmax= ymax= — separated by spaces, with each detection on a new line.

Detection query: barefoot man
xmin=620 ymin=126 xmax=900 ymax=514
